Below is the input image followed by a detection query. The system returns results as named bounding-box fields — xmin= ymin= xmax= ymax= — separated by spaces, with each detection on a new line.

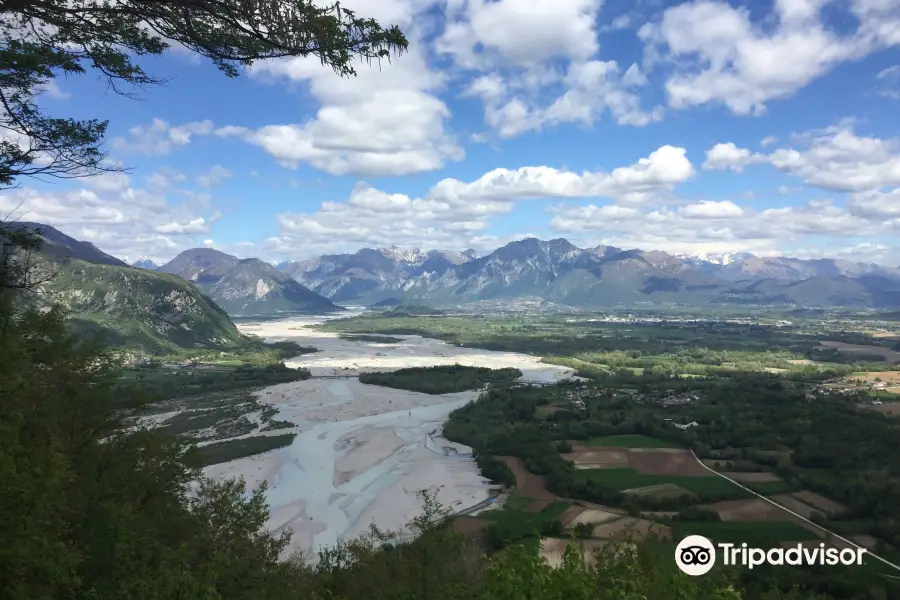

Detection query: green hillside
xmin=41 ymin=258 xmax=246 ymax=355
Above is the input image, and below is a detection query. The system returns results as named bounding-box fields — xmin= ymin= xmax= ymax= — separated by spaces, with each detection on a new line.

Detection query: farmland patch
xmin=478 ymin=501 xmax=571 ymax=539
xmin=557 ymin=505 xmax=586 ymax=528
xmin=770 ymin=494 xmax=823 ymax=519
xmin=721 ymin=471 xmax=783 ymax=483
xmin=625 ymin=449 xmax=712 ymax=477
xmin=622 ymin=483 xmax=695 ymax=500
xmin=743 ymin=480 xmax=798 ymax=495
xmin=700 ymin=498 xmax=800 ymax=522
xmin=672 ymin=521 xmax=821 ymax=545
xmin=567 ymin=508 xmax=622 ymax=529
xmin=562 ymin=445 xmax=629 ymax=469
xmin=792 ymin=491 xmax=846 ymax=515
xmin=850 ymin=371 xmax=900 ymax=383
xmin=580 ymin=434 xmax=683 ymax=449
xmin=849 ymin=535 xmax=880 ymax=550
xmin=578 ymin=468 xmax=742 ymax=497
xmin=592 ymin=517 xmax=671 ymax=540
xmin=818 ymin=341 xmax=900 ymax=363
xmin=496 ymin=455 xmax=556 ymax=501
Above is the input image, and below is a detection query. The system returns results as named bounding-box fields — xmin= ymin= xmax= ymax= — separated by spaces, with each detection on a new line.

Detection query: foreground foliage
xmin=0 ymin=301 xmax=294 ymax=598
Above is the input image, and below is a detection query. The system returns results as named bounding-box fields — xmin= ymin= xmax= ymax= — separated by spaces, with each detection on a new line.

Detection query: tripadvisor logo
xmin=675 ymin=535 xmax=866 ymax=576
xmin=676 ymin=535 xmax=717 ymax=576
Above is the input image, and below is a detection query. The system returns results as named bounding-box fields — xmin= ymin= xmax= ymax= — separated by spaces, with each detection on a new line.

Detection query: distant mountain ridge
xmin=158 ymin=248 xmax=340 ymax=315
xmin=11 ymin=222 xmax=900 ymax=313
xmin=277 ymin=246 xmax=480 ymax=303
xmin=274 ymin=240 xmax=900 ymax=309
xmin=132 ymin=258 xmax=159 ymax=270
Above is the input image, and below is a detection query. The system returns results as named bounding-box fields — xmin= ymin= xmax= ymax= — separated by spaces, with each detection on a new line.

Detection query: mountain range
xmin=278 ymin=246 xmax=478 ymax=303
xmin=158 ymin=248 xmax=340 ymax=315
xmin=276 ymin=239 xmax=900 ymax=308
xmin=9 ymin=222 xmax=900 ymax=330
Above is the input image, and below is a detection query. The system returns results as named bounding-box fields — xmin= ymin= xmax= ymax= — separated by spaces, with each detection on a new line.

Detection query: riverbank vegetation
xmin=191 ymin=433 xmax=297 ymax=467
xmin=119 ymin=361 xmax=311 ymax=400
xmin=141 ymin=337 xmax=319 ymax=365
xmin=359 ymin=364 xmax=523 ymax=394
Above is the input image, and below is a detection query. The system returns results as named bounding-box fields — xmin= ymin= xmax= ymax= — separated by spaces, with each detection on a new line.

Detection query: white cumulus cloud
xmin=639 ymin=0 xmax=900 ymax=115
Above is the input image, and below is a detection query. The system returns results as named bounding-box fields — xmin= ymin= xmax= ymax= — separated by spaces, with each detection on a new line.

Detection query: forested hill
xmin=42 ymin=258 xmax=245 ymax=354
xmin=5 ymin=223 xmax=251 ymax=355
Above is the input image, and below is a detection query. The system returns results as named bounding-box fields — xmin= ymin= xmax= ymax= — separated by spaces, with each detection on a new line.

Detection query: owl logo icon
xmin=675 ymin=535 xmax=716 ymax=576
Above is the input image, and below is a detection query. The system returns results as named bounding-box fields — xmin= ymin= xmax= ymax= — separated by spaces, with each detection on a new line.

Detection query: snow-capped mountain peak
xmin=676 ymin=251 xmax=756 ymax=266
xmin=131 ymin=257 xmax=159 ymax=270
xmin=378 ymin=246 xmax=426 ymax=263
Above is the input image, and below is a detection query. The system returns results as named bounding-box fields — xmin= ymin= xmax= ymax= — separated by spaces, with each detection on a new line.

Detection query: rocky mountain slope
xmin=277 ymin=239 xmax=900 ymax=308
xmin=45 ymin=261 xmax=243 ymax=353
xmin=159 ymin=249 xmax=340 ymax=315
xmin=10 ymin=224 xmax=246 ymax=353
xmin=277 ymin=246 xmax=478 ymax=303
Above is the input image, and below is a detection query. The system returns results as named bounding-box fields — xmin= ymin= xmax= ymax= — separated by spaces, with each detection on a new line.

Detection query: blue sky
xmin=2 ymin=0 xmax=900 ymax=265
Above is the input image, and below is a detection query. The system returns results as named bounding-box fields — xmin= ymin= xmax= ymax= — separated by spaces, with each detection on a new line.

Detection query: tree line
xmin=359 ymin=364 xmax=522 ymax=394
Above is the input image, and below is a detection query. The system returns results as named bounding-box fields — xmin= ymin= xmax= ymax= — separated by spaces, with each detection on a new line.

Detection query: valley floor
xmin=203 ymin=318 xmax=575 ymax=558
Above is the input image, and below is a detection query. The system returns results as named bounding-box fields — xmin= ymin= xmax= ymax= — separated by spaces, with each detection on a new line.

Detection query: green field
xmin=478 ymin=501 xmax=571 ymax=538
xmin=577 ymin=468 xmax=748 ymax=497
xmin=580 ymin=434 xmax=683 ymax=449
xmin=670 ymin=521 xmax=821 ymax=545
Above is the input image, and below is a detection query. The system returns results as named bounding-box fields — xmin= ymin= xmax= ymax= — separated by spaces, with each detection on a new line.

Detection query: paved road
xmin=690 ymin=449 xmax=900 ymax=575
